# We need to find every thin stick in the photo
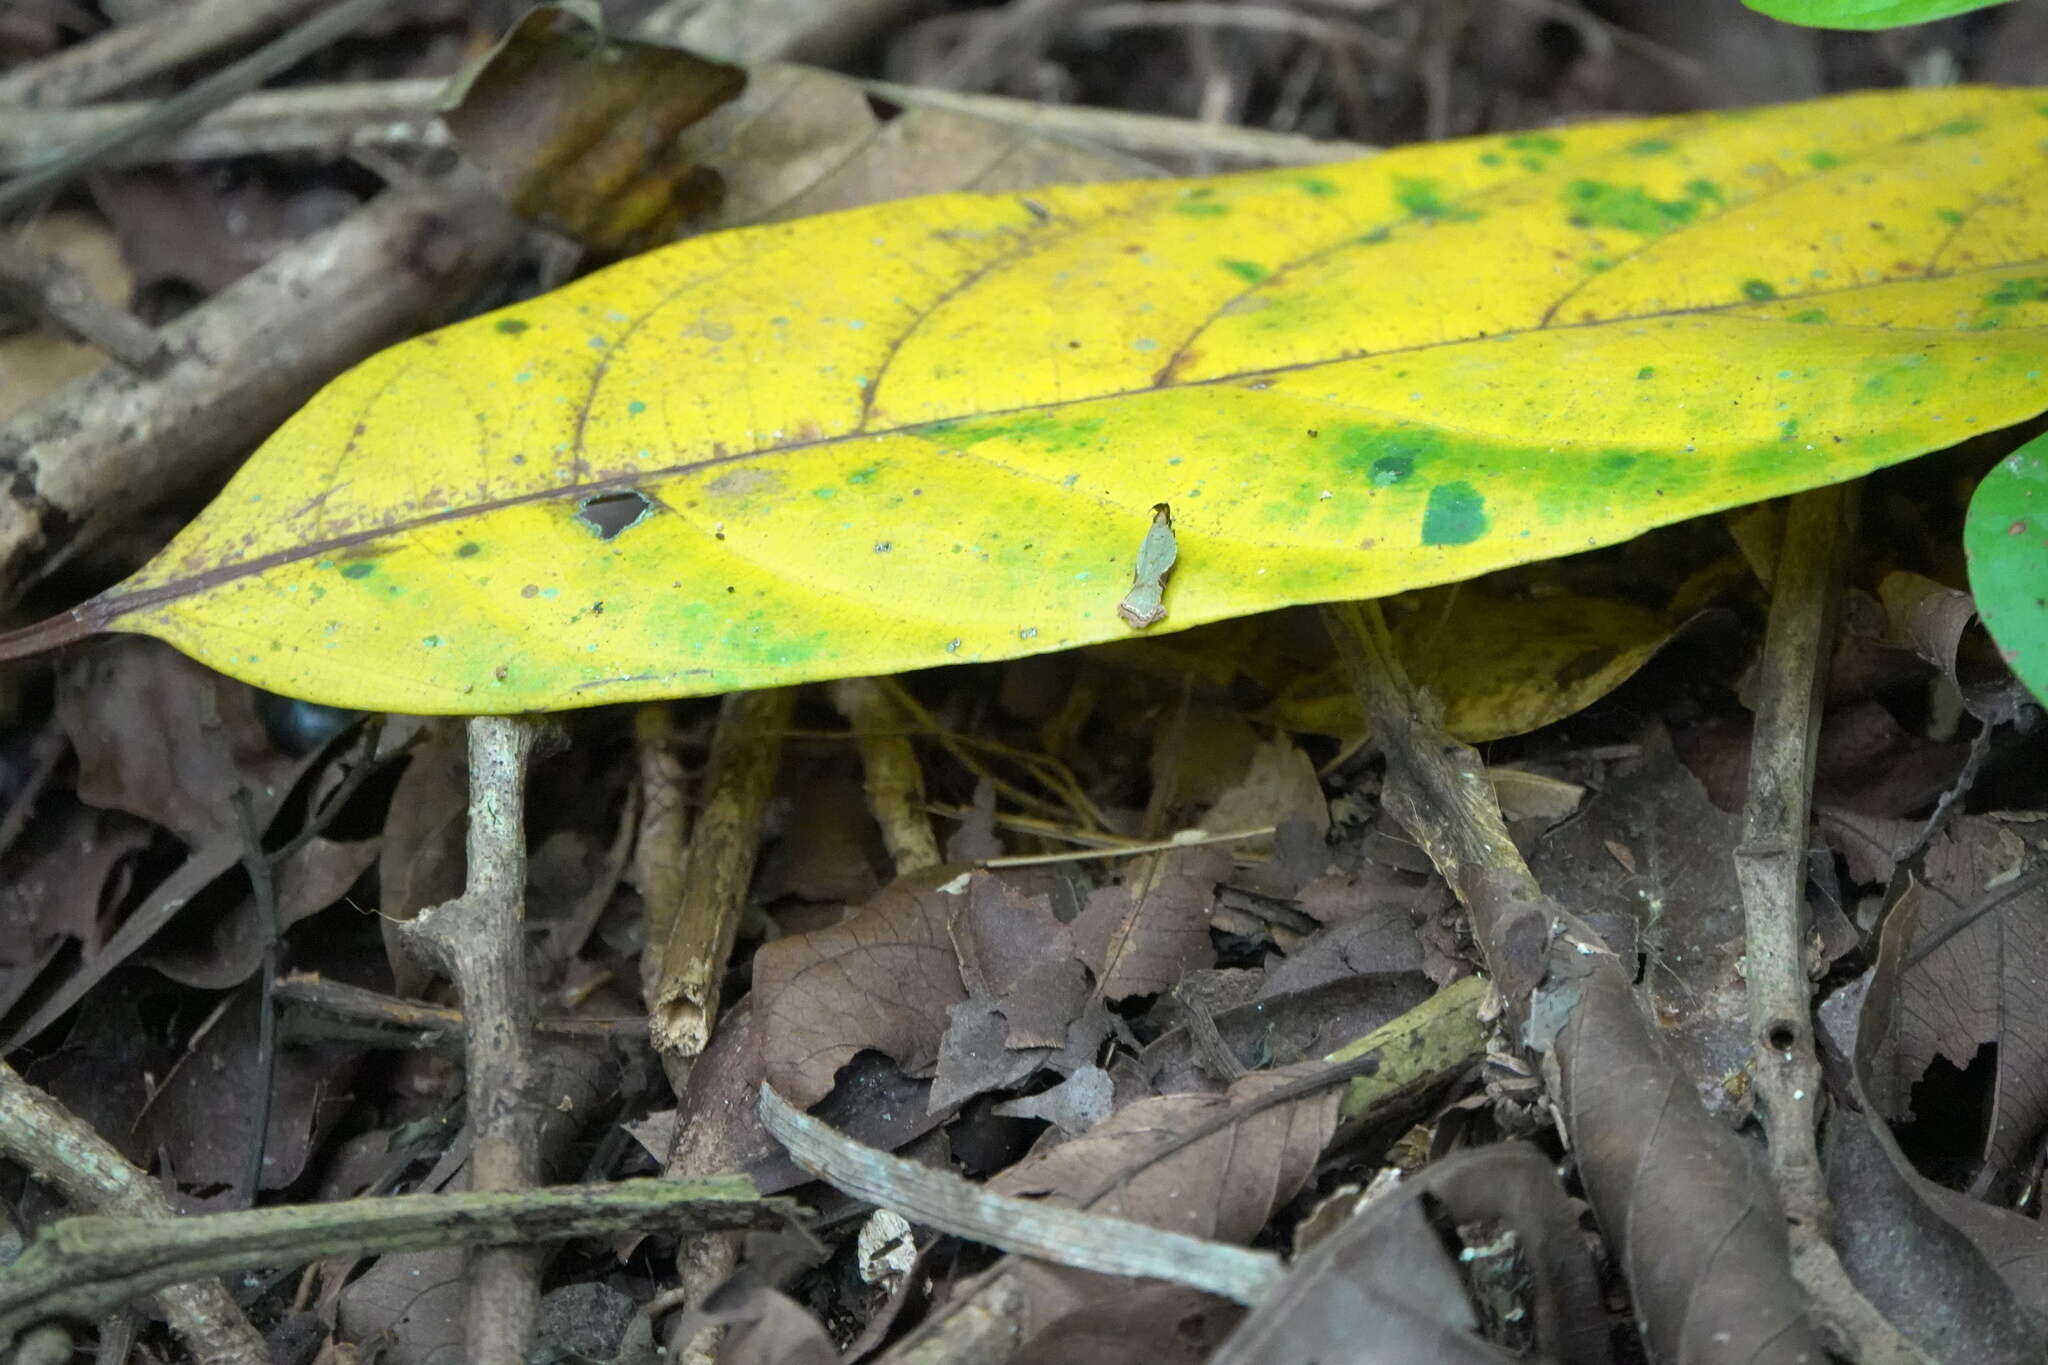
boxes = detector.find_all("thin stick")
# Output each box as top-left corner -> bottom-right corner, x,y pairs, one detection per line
650,688 -> 794,1058
0,1175 -> 781,1347
1735,484 -> 1926,1362
855,77 -> 1373,169
760,1085 -> 1281,1304
0,1060 -> 267,1364
397,715 -> 543,1364
831,677 -> 941,875
0,79 -> 447,174
980,825 -> 1274,868
0,0 -> 405,220
0,0 -> 325,106
0,235 -> 161,368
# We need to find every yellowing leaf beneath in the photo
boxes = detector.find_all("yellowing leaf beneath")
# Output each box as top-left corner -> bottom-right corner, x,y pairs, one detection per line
23,87 -> 2048,713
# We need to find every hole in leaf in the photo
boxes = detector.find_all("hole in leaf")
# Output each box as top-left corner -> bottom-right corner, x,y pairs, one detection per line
576,490 -> 654,540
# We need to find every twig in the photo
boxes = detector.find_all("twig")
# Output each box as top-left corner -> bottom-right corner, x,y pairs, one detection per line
0,0 -> 406,220
981,825 -> 1274,868
1319,598 -> 1833,1364
856,77 -> 1374,169
633,702 -> 691,1000
0,79 -> 447,175
0,235 -> 161,368
0,162 -> 521,613
396,715 -> 542,1364
759,1085 -> 1282,1304
0,1060 -> 267,1365
1735,484 -> 1928,1364
649,688 -> 794,1059
931,0 -> 1097,92
0,1175 -> 783,1347
274,973 -> 647,1049
0,0 -> 326,107
1075,3 -> 1403,63
830,677 -> 941,875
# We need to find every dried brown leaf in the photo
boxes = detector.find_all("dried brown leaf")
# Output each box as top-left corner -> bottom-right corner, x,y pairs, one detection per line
1886,816 -> 2048,1173
753,867 -> 966,1107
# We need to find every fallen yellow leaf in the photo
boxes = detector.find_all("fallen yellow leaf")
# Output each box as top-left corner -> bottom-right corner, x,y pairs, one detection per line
9,87 -> 2045,712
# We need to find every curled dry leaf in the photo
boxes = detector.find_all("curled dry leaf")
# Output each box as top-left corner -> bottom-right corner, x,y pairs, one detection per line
753,867 -> 966,1107
1874,815 -> 2048,1177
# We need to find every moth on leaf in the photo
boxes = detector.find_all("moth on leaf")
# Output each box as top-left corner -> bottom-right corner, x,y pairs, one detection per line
1118,503 -> 1177,629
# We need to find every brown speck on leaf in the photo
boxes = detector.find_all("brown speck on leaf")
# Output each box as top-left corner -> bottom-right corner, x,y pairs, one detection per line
521,584 -> 539,598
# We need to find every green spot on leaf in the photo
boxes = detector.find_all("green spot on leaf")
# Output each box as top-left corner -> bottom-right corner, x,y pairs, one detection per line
1936,208 -> 1965,226
1221,259 -> 1269,284
1984,277 -> 2048,307
1175,200 -> 1229,217
1806,150 -> 1840,171
1395,177 -> 1478,223
340,562 -> 374,580
456,542 -> 481,558
1637,366 -> 1656,380
1789,308 -> 1829,323
1561,180 -> 1702,235
1421,482 -> 1487,547
1742,279 -> 1779,300
1506,133 -> 1563,155
1296,177 -> 1338,197
1933,117 -> 1983,137
1371,455 -> 1415,486
1628,138 -> 1675,156
495,318 -> 530,334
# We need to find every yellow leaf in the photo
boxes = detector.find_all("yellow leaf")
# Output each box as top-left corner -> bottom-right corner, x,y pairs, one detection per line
1265,586 -> 1690,743
16,87 -> 2048,713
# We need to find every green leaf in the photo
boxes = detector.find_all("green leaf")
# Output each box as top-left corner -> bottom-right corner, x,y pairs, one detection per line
1743,0 -> 2014,29
6,87 -> 2048,714
1965,431 -> 2048,707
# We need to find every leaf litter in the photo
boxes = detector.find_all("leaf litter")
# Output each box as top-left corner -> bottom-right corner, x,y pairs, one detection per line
7,5 -> 2048,1365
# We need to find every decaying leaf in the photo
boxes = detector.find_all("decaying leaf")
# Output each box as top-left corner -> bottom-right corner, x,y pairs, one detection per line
1210,1144 -> 1612,1365
1877,815 -> 2048,1175
752,867 -> 967,1106
13,89 -> 2047,713
440,4 -> 745,255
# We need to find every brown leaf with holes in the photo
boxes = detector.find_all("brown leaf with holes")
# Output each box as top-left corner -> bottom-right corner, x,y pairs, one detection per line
753,866 -> 967,1107
1883,815 -> 2048,1175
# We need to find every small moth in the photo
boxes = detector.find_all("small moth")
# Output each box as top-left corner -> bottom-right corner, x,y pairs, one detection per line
1117,502 -> 1177,629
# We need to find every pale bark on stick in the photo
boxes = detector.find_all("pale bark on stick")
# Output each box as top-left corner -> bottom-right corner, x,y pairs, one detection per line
0,79 -> 446,174
1736,484 -> 1927,1364
830,676 -> 941,876
650,688 -> 793,1059
0,1176 -> 780,1347
396,715 -> 543,1365
1320,600 -> 1830,1365
0,167 -> 520,611
0,0 -> 327,106
0,1060 -> 266,1365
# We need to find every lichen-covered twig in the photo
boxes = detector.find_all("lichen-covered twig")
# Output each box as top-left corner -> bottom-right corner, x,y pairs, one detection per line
1735,484 -> 1927,1364
397,715 -> 543,1363
1319,599 -> 1830,1365
0,1175 -> 780,1347
0,1060 -> 266,1365
649,688 -> 794,1059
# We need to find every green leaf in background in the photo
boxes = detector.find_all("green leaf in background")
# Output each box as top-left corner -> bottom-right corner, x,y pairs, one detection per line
1965,431 -> 2048,706
1744,0 -> 2014,29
